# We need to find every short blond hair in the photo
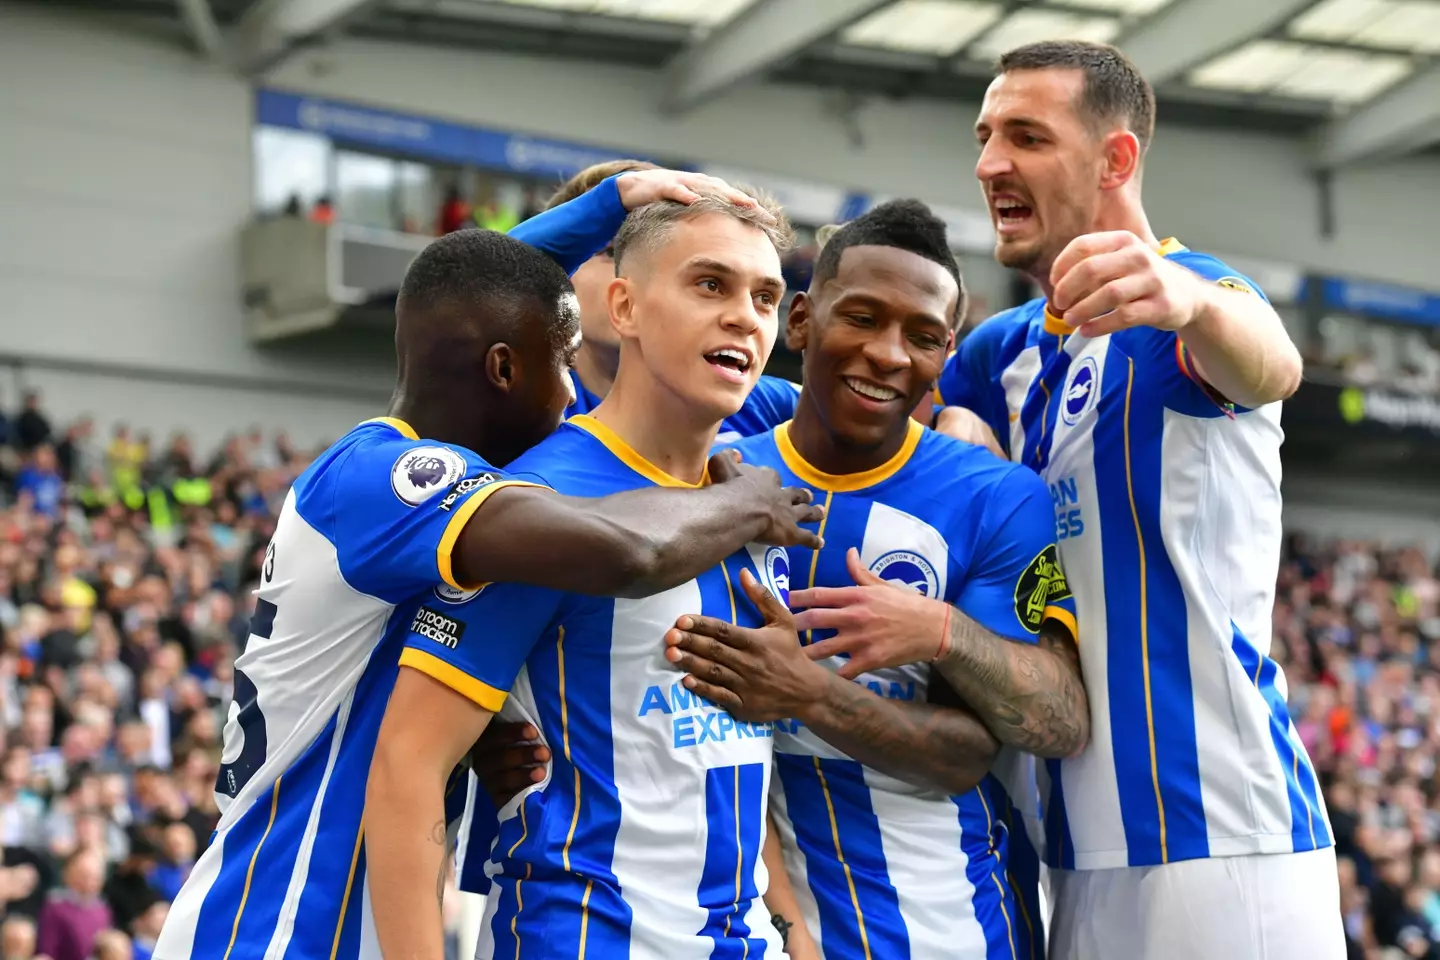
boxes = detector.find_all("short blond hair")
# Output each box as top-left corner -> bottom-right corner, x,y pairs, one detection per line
613,189 -> 795,271
546,159 -> 660,211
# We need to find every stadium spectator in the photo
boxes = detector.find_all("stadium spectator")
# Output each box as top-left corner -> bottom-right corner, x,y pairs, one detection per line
1,916 -> 36,960
14,449 -> 61,520
438,186 -> 470,235
14,395 -> 50,455
36,848 -> 110,960
309,196 -> 335,225
55,419 -> 96,486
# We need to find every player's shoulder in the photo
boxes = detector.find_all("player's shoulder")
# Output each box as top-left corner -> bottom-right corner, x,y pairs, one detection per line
978,300 -> 1043,336
299,418 -> 497,511
1163,242 -> 1268,300
505,422 -> 592,490
914,428 -> 1036,491
752,375 -> 802,401
510,417 -> 638,494
724,427 -> 784,468
910,431 -> 1048,531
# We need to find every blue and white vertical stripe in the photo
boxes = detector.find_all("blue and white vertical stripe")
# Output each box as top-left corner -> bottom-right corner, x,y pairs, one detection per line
770,755 -> 1020,960
1009,308 -> 1331,871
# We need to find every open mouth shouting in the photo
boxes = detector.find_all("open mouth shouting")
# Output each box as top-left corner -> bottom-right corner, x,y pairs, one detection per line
992,195 -> 1034,235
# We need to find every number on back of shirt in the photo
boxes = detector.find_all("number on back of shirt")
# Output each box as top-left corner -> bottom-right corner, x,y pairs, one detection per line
216,540 -> 277,799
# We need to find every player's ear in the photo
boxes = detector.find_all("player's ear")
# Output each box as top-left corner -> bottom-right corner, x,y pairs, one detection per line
1100,129 -> 1141,190
485,343 -> 516,393
606,276 -> 639,338
785,292 -> 812,353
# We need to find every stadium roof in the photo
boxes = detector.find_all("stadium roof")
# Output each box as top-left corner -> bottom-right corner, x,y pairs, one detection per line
44,0 -> 1440,166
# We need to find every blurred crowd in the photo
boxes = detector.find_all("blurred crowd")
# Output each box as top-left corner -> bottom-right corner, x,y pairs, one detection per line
1276,535 -> 1440,960
0,390 -> 312,960
0,389 -> 1435,960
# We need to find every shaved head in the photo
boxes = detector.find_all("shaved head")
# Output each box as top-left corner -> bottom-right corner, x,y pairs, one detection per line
393,227 -> 580,464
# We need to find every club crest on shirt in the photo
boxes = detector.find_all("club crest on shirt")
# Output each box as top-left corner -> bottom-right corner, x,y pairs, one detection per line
1061,356 -> 1100,427
1014,544 -> 1072,633
1216,276 -> 1257,296
870,550 -> 939,598
391,446 -> 466,506
763,546 -> 790,605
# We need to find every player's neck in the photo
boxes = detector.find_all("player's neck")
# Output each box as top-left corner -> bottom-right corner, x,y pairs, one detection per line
388,385 -> 488,453
1032,200 -> 1158,302
572,342 -> 619,399
592,360 -> 718,486
788,391 -> 910,477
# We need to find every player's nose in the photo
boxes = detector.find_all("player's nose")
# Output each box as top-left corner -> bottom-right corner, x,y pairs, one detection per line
862,324 -> 910,372
719,296 -> 762,335
974,140 -> 1012,182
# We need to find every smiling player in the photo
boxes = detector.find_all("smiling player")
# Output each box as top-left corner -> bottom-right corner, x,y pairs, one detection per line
364,184 -> 807,959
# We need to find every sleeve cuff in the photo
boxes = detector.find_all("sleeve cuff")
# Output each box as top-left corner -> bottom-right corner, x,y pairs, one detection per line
399,648 -> 508,712
597,174 -> 627,224
1043,605 -> 1079,645
436,480 -> 546,590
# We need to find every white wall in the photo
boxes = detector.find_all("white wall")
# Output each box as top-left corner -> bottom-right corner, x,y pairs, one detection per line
1283,470 -> 1440,558
267,36 -> 1440,290
5,2 -> 1440,451
0,4 -> 389,451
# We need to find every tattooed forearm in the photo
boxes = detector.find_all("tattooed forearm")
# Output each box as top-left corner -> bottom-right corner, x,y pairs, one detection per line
771,914 -> 792,946
801,671 -> 1000,795
932,615 -> 1089,758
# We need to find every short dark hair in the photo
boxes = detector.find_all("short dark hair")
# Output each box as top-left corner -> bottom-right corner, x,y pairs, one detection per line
812,199 -> 966,329
546,159 -> 660,211
998,40 -> 1156,155
397,228 -> 575,349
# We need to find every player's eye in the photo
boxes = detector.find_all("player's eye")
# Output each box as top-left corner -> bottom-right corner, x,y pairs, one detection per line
1016,132 -> 1042,147
698,278 -> 722,294
846,313 -> 875,326
755,291 -> 776,308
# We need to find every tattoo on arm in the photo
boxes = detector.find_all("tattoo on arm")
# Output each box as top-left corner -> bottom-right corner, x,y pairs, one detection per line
771,913 -> 792,946
933,616 -> 1089,759
803,672 -> 1000,796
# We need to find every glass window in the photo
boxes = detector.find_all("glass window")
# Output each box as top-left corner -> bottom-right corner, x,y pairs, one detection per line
396,161 -> 437,235
253,125 -> 330,215
335,151 -> 398,230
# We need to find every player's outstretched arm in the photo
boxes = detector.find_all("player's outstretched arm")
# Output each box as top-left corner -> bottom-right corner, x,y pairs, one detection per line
794,548 -> 1090,760
453,454 -> 824,599
366,669 -> 495,960
665,570 -> 1000,796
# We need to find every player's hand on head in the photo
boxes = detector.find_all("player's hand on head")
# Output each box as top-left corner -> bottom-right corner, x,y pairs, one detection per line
933,406 -> 1005,459
708,452 -> 826,551
468,720 -> 550,809
664,568 -> 827,724
615,169 -> 771,220
791,548 -> 952,679
1049,230 -> 1202,338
